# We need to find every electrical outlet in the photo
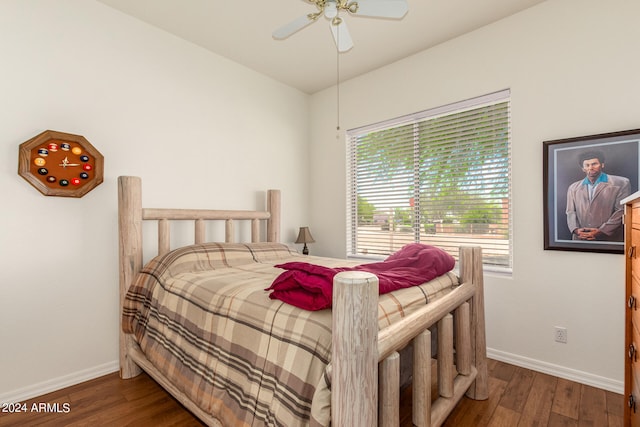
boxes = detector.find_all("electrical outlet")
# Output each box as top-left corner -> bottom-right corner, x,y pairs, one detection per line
555,326 -> 567,343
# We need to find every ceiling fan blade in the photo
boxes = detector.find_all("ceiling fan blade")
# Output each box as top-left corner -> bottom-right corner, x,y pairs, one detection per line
354,0 -> 408,19
273,14 -> 317,40
330,19 -> 353,52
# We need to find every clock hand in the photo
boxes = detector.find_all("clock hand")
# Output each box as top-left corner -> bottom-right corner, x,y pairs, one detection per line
59,156 -> 81,167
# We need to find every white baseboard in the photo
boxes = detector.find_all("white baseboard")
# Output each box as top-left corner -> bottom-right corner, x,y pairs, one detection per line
0,360 -> 119,404
0,352 -> 623,405
488,348 -> 624,394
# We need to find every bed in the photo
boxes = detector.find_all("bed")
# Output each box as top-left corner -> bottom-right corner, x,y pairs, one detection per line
118,175 -> 488,427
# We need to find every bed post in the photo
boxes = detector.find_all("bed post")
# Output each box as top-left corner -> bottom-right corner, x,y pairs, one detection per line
267,189 -> 281,243
332,271 -> 379,427
118,176 -> 143,379
459,246 -> 488,400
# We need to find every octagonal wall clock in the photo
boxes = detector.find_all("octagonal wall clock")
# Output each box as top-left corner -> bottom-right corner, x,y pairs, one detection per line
18,130 -> 104,198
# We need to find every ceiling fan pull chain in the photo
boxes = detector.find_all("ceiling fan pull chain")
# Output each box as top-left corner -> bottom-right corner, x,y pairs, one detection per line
336,22 -> 341,134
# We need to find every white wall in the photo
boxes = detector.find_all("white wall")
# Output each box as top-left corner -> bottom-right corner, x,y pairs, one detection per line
2,0 -> 633,403
0,0 -> 309,401
309,0 -> 639,392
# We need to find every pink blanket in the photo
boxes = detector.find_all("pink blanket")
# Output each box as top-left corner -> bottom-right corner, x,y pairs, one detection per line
266,243 -> 455,310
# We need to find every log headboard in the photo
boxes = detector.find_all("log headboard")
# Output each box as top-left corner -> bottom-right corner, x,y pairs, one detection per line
117,175 -> 281,378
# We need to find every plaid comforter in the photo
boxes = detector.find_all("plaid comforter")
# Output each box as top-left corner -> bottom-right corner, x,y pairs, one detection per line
122,242 -> 458,426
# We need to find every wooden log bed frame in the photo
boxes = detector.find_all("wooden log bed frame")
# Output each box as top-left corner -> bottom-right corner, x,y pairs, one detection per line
118,176 -> 488,427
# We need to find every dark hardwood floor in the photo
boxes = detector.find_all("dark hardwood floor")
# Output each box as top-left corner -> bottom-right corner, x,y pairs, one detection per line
0,359 -> 623,427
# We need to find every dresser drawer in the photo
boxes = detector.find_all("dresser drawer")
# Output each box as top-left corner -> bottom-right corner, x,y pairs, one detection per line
632,205 -> 640,227
631,228 -> 640,273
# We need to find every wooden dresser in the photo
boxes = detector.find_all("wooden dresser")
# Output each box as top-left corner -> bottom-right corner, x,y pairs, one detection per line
624,191 -> 640,426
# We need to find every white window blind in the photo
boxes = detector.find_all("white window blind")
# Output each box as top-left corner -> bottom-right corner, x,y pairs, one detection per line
347,90 -> 512,270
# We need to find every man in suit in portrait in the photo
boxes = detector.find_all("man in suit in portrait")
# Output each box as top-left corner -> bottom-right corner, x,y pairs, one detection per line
566,149 -> 631,241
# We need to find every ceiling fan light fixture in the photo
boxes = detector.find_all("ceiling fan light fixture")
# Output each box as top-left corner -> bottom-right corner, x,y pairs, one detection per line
324,1 -> 338,19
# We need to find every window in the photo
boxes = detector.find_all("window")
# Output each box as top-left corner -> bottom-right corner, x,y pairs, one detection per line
346,90 -> 512,271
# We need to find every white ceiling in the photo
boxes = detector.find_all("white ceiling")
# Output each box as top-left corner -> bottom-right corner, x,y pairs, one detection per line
97,0 -> 545,94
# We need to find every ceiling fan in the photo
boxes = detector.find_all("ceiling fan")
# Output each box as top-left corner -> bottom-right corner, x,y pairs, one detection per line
273,0 -> 409,52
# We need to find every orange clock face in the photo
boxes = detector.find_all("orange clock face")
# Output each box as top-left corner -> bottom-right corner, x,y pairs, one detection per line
18,130 -> 104,198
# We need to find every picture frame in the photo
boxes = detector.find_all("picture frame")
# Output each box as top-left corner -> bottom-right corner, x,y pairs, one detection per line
543,128 -> 640,253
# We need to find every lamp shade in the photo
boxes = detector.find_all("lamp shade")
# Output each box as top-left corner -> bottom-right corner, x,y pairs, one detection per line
295,227 -> 315,244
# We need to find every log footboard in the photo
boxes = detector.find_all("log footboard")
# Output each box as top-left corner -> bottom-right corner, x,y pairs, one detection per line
332,246 -> 487,427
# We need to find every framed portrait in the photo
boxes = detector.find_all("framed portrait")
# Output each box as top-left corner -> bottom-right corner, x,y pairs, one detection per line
543,128 -> 640,253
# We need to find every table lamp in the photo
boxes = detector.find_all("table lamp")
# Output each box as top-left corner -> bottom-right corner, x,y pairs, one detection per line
295,226 -> 315,255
